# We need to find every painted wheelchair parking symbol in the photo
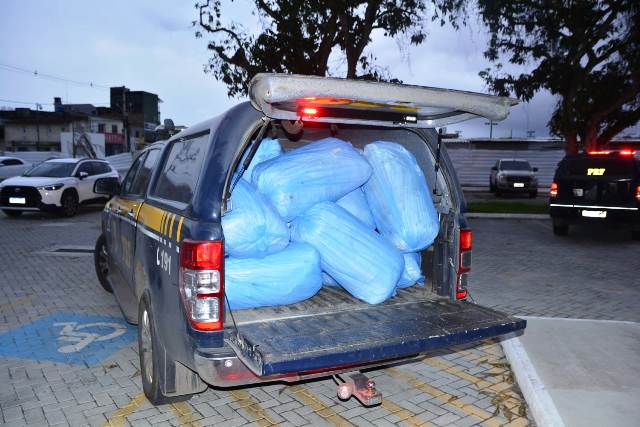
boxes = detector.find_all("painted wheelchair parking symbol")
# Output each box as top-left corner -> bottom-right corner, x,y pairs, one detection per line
0,312 -> 136,365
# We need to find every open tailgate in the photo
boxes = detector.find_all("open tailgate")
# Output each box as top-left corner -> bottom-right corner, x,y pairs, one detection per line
226,299 -> 525,377
249,73 -> 518,128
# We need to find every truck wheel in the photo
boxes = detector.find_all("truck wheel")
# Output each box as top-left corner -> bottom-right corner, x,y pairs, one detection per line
489,181 -> 495,193
138,294 -> 190,405
552,221 -> 569,236
60,191 -> 79,217
2,209 -> 22,217
94,234 -> 113,293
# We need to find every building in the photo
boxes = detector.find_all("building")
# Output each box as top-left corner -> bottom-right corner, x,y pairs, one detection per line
110,87 -> 160,143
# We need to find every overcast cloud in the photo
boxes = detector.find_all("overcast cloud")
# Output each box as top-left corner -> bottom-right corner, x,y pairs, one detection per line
1,1 -> 637,139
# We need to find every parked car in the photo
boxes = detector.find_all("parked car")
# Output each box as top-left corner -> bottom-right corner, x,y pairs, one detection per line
0,156 -> 32,182
0,158 -> 119,217
549,149 -> 640,239
93,74 -> 525,405
490,159 -> 539,197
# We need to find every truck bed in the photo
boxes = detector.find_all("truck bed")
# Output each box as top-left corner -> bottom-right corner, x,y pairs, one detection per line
230,284 -> 437,325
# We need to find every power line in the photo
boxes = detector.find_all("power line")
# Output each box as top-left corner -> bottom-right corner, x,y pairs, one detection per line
0,62 -> 112,90
0,98 -> 110,107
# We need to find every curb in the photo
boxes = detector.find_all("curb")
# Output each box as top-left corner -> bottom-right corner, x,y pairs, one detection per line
465,213 -> 549,219
501,334 -> 565,427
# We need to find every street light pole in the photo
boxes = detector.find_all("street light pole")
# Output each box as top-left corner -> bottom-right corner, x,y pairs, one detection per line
484,120 -> 498,140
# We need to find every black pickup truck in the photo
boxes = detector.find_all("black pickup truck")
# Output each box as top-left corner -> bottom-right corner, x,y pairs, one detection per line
93,74 -> 526,406
549,149 -> 640,239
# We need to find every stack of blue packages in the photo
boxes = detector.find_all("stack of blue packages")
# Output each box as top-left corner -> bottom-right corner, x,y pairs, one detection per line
252,138 -> 372,220
336,187 -> 376,229
363,141 -> 439,252
291,202 -> 404,304
397,253 -> 425,288
225,243 -> 323,309
239,138 -> 282,181
222,180 -> 289,258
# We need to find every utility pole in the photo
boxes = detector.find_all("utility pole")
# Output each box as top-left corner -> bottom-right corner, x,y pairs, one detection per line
121,86 -> 132,153
35,103 -> 42,151
484,120 -> 498,140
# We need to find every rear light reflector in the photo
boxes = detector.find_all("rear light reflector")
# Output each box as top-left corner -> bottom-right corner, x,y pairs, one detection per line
456,229 -> 472,299
550,182 -> 558,197
179,240 -> 224,331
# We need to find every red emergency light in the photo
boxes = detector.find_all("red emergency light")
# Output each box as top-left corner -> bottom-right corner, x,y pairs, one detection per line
619,150 -> 636,156
588,150 -> 611,155
301,107 -> 318,117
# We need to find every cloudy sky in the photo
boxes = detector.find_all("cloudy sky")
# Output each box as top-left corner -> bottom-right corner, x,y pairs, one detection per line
1,1 -> 635,139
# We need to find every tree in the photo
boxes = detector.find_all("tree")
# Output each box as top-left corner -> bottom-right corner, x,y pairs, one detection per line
194,0 -> 461,97
476,0 -> 639,153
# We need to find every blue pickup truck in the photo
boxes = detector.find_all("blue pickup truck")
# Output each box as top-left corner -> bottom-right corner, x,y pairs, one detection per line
93,74 -> 525,405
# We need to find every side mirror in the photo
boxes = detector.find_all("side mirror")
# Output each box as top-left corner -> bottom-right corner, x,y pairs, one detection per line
78,171 -> 89,180
491,166 -> 498,171
533,167 -> 539,172
94,177 -> 121,196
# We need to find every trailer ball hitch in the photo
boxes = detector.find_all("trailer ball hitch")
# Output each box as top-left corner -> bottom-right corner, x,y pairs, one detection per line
335,372 -> 382,406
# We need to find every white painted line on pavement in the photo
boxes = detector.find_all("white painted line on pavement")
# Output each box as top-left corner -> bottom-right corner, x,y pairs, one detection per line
501,333 -> 565,427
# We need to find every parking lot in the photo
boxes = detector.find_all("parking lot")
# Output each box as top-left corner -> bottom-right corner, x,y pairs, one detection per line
1,209 -> 637,427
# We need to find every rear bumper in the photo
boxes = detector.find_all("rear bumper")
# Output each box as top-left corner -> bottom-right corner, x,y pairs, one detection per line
550,203 -> 640,224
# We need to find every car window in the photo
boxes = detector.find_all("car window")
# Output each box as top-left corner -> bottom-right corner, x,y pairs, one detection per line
24,162 -> 75,177
76,162 -> 94,176
92,162 -> 112,175
121,153 -> 147,196
2,159 -> 23,166
129,149 -> 160,196
151,134 -> 209,204
500,161 -> 530,171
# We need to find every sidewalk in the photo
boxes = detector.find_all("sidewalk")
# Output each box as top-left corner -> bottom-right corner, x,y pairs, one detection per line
502,317 -> 640,427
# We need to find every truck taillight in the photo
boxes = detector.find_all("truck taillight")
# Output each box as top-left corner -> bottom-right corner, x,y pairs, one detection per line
457,229 -> 472,300
550,182 -> 558,198
636,185 -> 640,201
179,240 -> 224,331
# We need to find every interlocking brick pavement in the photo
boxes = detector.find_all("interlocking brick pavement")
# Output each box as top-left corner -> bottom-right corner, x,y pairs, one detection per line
470,218 -> 640,322
0,210 -> 532,426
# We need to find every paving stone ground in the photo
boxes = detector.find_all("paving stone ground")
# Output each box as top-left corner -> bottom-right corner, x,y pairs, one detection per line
0,209 -> 538,426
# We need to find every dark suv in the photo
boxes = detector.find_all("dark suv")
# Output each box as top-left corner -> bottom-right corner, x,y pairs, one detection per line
93,74 -> 525,406
549,150 -> 640,239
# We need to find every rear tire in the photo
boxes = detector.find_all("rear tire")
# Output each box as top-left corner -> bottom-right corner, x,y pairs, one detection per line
138,294 -> 190,405
552,221 -> 569,236
94,234 -> 113,293
60,190 -> 79,217
489,180 -> 495,193
2,209 -> 22,217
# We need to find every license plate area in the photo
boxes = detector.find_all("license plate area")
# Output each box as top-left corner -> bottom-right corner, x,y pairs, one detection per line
9,197 -> 26,205
582,210 -> 607,218
513,182 -> 524,188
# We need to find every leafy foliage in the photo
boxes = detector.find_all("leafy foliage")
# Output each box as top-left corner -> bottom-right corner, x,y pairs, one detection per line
477,0 -> 640,152
194,0 -> 461,97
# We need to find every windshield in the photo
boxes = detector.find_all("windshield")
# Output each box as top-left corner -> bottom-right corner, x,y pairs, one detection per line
24,162 -> 75,178
501,161 -> 530,171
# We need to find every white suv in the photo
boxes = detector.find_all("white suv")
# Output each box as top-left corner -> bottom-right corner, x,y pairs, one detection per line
0,158 -> 119,217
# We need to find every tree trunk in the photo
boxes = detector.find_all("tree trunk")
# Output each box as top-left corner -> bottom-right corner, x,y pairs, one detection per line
564,131 -> 578,155
582,125 -> 599,152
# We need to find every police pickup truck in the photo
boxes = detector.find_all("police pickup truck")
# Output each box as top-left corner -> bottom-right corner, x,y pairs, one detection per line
94,74 -> 526,405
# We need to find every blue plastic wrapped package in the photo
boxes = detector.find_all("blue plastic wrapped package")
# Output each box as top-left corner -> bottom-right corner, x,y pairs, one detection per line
239,138 -> 282,181
252,138 -> 372,220
222,180 -> 289,258
291,202 -> 404,304
397,253 -> 425,288
225,243 -> 322,309
336,187 -> 376,229
322,272 -> 340,287
363,141 -> 439,252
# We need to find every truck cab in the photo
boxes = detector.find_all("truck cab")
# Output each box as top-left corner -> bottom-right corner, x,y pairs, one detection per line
94,74 -> 525,405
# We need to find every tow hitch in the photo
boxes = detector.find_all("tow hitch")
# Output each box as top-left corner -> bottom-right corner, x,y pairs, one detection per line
335,372 -> 382,406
